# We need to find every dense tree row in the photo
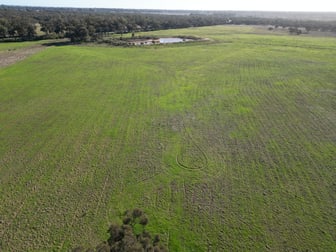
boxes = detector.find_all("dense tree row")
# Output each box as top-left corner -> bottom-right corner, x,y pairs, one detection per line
0,15 -> 36,39
0,6 -> 232,42
0,5 -> 336,42
229,16 -> 336,33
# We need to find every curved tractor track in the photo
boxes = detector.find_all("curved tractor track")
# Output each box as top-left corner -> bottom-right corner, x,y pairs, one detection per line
176,122 -> 208,170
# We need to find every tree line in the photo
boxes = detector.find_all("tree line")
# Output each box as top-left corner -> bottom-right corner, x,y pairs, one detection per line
1,5 -> 336,42
0,6 -> 231,42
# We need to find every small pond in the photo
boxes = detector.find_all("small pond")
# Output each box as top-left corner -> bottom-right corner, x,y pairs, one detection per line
129,37 -> 192,46
159,37 -> 190,44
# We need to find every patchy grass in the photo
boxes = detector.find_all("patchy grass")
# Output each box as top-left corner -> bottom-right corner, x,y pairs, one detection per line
0,40 -> 46,52
0,25 -> 335,251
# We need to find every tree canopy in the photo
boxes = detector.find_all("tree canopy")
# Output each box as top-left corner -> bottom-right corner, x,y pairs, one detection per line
73,209 -> 168,252
1,6 -> 336,42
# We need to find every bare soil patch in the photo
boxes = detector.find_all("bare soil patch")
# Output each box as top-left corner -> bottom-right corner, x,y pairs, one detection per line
0,45 -> 45,68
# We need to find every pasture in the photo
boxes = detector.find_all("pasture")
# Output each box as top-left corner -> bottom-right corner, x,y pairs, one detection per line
0,25 -> 335,251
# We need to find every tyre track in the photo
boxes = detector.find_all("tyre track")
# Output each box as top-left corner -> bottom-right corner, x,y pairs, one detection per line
176,121 -> 208,170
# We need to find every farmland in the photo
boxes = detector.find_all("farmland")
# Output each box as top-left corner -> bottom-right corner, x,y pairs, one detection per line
0,25 -> 335,251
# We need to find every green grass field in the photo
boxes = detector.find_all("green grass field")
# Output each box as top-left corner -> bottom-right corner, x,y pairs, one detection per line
0,25 -> 335,251
0,40 -> 46,52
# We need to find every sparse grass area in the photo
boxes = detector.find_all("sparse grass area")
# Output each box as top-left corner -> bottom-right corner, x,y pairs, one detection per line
0,25 -> 335,251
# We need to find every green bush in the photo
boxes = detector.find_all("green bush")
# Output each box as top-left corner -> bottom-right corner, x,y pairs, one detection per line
73,209 -> 168,252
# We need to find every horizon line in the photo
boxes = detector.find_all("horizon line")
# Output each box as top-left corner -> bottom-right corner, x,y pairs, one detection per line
1,4 -> 336,13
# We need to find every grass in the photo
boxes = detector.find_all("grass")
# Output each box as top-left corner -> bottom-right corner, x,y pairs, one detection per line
0,39 -> 66,52
0,25 -> 335,251
0,40 -> 46,51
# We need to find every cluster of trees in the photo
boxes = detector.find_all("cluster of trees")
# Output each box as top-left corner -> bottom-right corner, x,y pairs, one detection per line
73,209 -> 168,252
0,6 -> 232,42
229,16 -> 336,33
1,5 -> 336,42
0,16 -> 36,40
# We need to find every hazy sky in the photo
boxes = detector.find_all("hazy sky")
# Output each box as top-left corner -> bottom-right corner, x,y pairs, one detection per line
1,0 -> 336,12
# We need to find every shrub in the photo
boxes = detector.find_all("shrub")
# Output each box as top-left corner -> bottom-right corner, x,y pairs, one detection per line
73,209 -> 168,252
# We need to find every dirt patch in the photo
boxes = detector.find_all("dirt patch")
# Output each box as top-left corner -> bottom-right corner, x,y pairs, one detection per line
0,45 -> 45,68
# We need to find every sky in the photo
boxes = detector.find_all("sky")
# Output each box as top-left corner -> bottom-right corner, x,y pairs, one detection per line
1,0 -> 336,12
